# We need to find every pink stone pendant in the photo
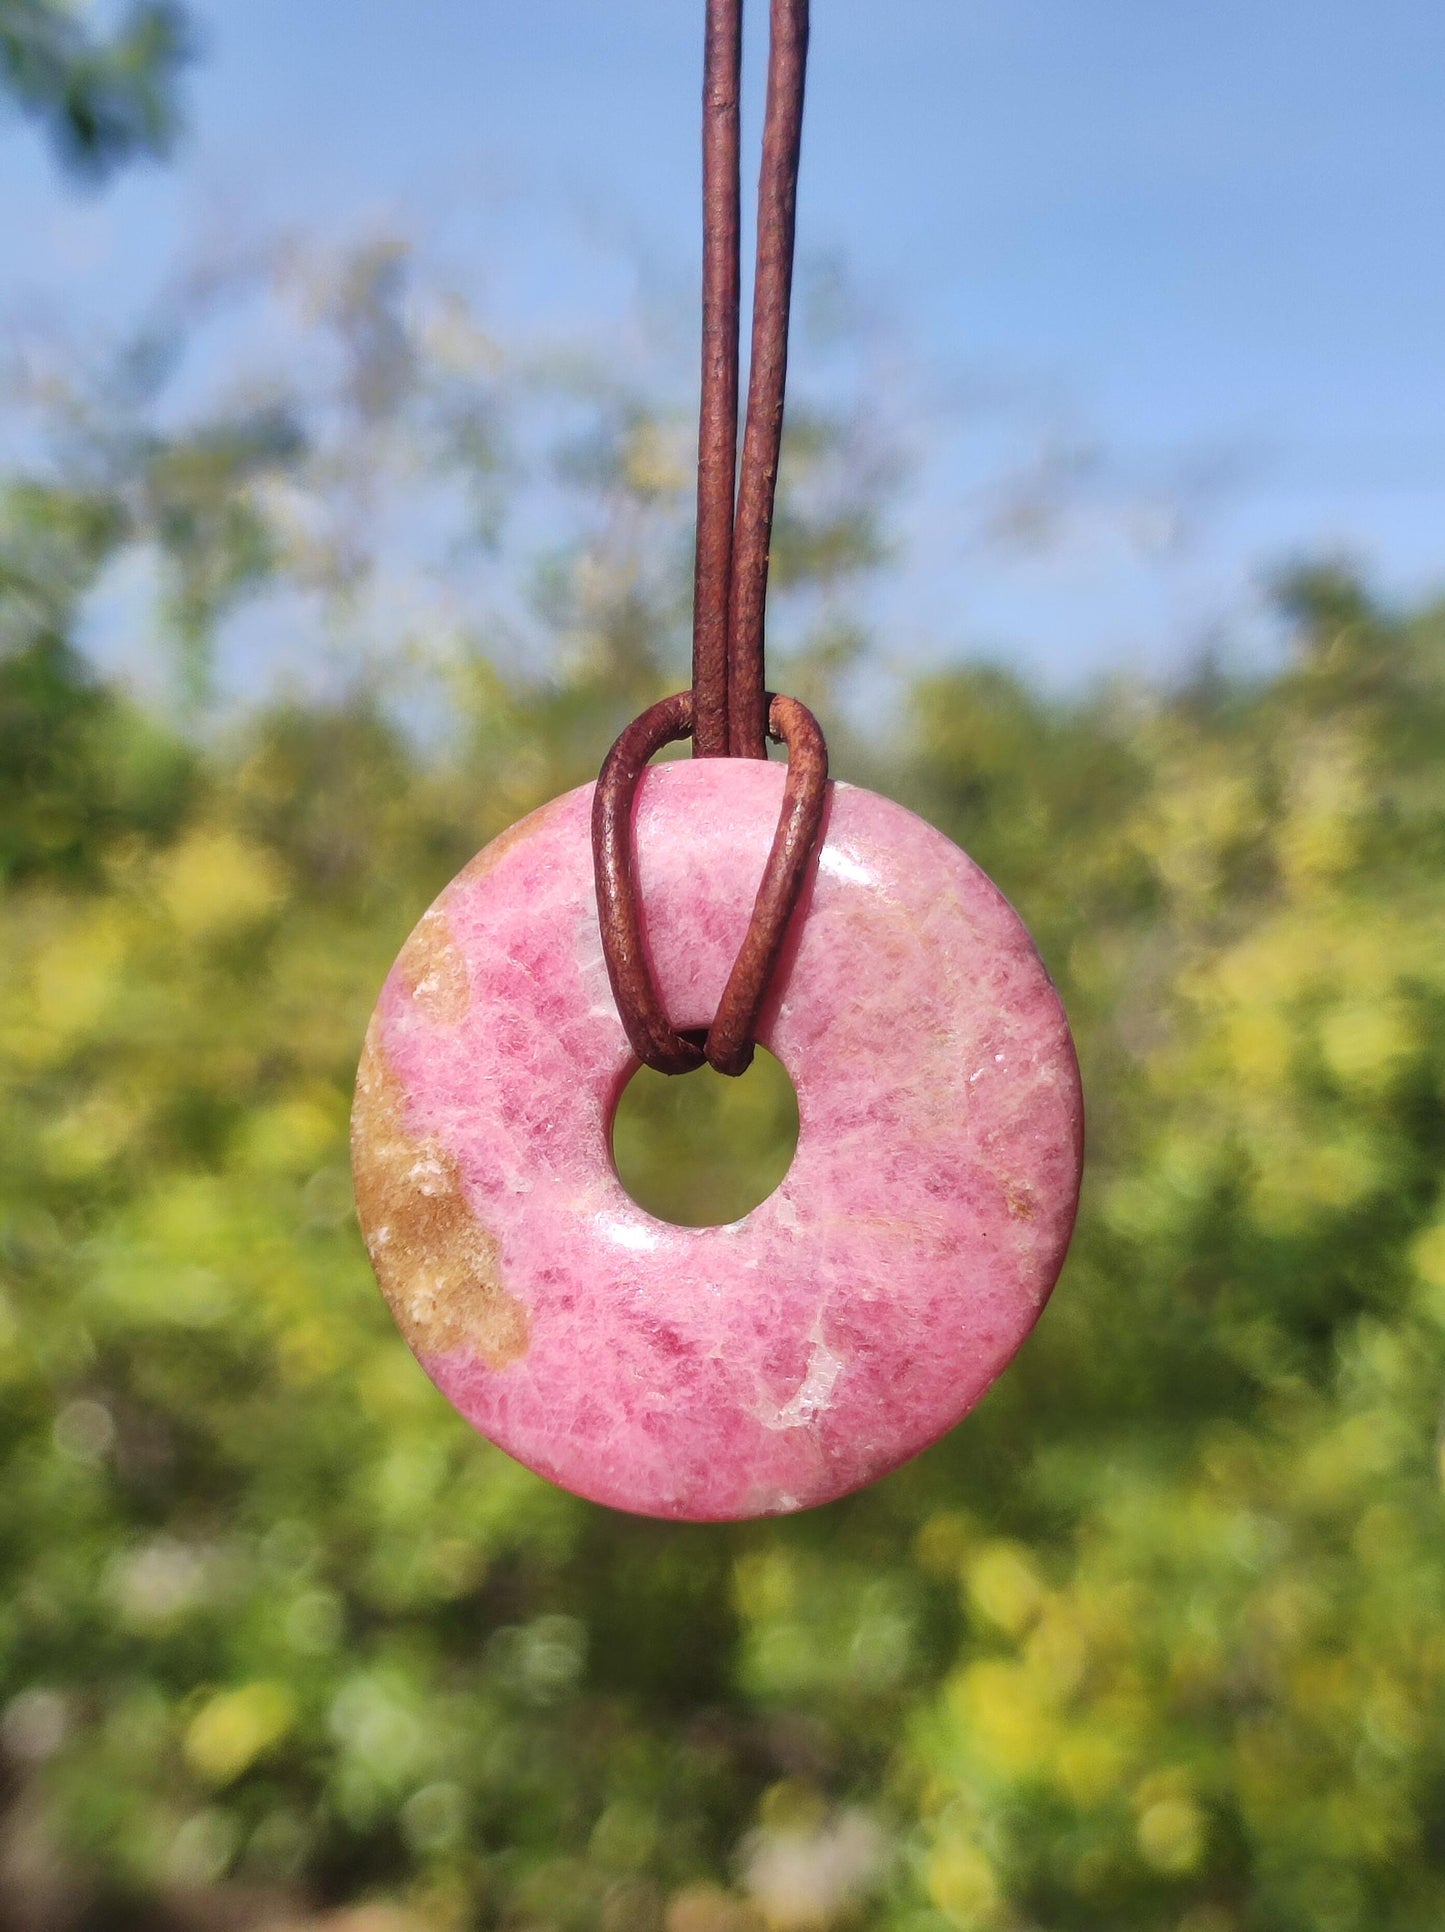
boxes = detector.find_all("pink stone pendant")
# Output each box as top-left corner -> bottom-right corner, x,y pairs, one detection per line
352,761 -> 1083,1521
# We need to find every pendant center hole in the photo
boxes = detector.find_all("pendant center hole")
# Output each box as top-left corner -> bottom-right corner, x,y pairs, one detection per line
611,1046 -> 799,1228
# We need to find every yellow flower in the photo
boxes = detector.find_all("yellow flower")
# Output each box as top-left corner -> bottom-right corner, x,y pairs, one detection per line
185,1682 -> 295,1786
235,1091 -> 343,1174
156,827 -> 286,938
733,1550 -> 796,1621
1275,728 -> 1365,889
1056,1729 -> 1128,1807
949,1660 -> 1055,1779
927,1841 -> 1001,1927
1319,998 -> 1412,1092
23,906 -> 128,1055
965,1543 -> 1044,1637
622,420 -> 690,498
1136,1795 -> 1206,1875
914,1510 -> 974,1578
1411,1223 -> 1445,1328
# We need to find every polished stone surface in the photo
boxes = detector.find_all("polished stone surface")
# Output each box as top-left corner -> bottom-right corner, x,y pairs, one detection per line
353,761 -> 1083,1520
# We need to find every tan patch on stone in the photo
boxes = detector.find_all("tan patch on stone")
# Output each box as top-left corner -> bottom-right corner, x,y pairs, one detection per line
1006,1180 -> 1038,1220
351,1022 -> 528,1368
395,906 -> 469,1024
397,799 -> 565,1024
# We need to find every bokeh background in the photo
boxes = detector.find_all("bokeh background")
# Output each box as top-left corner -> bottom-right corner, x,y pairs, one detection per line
4,5 -> 1445,1930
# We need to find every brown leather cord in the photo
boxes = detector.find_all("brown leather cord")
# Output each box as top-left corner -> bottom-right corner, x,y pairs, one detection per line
704,693 -> 827,1074
691,0 -> 742,759
594,0 -> 826,1078
727,0 -> 808,760
593,693 -> 704,1077
592,690 -> 828,1077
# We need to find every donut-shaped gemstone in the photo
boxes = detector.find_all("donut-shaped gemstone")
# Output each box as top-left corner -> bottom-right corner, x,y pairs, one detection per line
352,760 -> 1082,1520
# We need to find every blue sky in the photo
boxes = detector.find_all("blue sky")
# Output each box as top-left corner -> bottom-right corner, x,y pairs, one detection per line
5,0 -> 1445,687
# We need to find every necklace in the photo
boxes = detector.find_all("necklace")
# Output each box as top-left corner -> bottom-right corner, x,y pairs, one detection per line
352,0 -> 1083,1520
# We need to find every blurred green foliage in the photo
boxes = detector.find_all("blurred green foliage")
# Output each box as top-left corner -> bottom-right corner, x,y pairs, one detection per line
0,0 -> 192,178
612,1053 -> 799,1230
1,233 -> 1444,1932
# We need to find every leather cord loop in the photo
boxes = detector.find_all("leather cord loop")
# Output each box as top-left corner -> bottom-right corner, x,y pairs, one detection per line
592,691 -> 828,1077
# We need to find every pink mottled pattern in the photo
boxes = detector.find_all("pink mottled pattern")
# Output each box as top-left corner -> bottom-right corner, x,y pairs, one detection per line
368,762 -> 1083,1520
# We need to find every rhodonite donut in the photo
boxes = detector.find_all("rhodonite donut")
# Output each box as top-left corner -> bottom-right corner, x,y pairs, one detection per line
351,759 -> 1083,1521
